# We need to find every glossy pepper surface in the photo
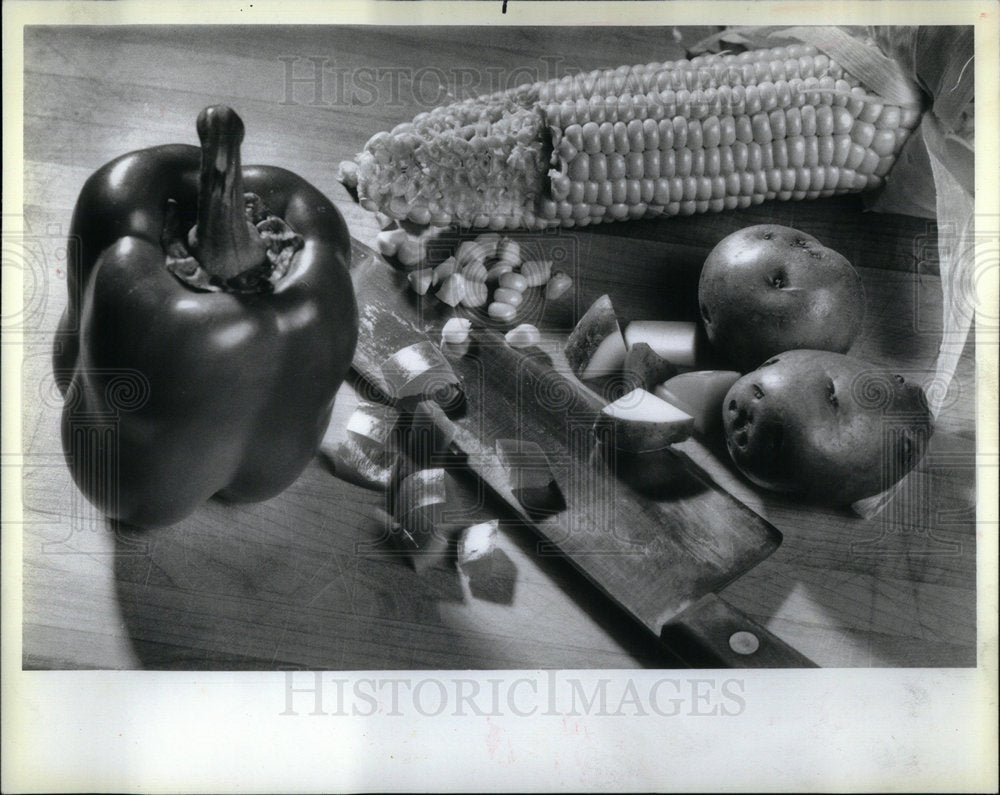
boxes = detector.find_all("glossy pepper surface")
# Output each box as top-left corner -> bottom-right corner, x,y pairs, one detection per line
53,106 -> 358,526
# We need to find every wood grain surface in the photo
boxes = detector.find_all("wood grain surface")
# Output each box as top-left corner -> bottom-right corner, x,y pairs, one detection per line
18,25 -> 977,668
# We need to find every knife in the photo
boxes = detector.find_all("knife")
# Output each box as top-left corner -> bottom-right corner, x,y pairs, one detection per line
349,238 -> 816,667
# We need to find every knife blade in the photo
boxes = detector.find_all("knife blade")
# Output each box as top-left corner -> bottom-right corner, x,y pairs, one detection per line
348,237 -> 815,667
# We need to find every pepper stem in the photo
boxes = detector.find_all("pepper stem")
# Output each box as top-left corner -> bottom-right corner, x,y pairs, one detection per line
187,105 -> 267,280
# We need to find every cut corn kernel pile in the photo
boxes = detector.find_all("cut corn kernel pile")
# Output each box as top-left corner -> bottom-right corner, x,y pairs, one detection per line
403,232 -> 573,326
355,43 -> 921,231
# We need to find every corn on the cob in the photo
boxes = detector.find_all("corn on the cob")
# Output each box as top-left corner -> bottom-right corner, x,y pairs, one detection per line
354,43 -> 921,230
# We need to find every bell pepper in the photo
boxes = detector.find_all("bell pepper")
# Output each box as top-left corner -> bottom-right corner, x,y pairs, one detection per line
53,106 -> 358,526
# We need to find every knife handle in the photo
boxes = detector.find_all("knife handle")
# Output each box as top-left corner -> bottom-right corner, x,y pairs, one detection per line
661,593 -> 818,668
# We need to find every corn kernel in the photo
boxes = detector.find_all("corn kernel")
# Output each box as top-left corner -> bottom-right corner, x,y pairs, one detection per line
461,260 -> 488,283
498,271 -> 528,292
851,121 -> 876,148
661,149 -> 676,177
876,105 -> 902,130
769,109 -> 787,140
671,116 -> 687,148
627,119 -> 645,151
521,259 -> 553,287
622,151 -> 641,178
568,155 -> 590,182
397,236 -> 426,267
599,122 -> 615,153
800,105 -> 817,137
643,149 -> 661,178
408,268 -> 434,296
486,261 -> 514,284
675,147 -> 693,177
505,323 -> 541,348
815,105 -> 834,136
805,137 -> 819,167
608,152 -> 627,180
705,147 -> 721,176
590,153 -> 608,182
488,301 -> 517,322
441,317 -> 472,345
844,142 -> 866,171
437,273 -> 467,307
455,240 -> 486,269
871,128 -> 898,157
818,136 -> 834,165
461,280 -> 489,308
495,238 -> 520,266
376,228 -> 408,258
772,141 -> 789,169
542,271 -> 571,300
642,117 -> 660,149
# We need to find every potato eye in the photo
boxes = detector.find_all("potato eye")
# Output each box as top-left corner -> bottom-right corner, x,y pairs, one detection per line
770,271 -> 787,288
893,374 -> 905,384
762,231 -> 772,240
826,379 -> 839,408
752,384 -> 764,400
761,358 -> 780,367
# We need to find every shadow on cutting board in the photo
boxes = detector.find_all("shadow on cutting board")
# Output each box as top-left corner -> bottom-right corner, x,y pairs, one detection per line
111,459 -> 681,669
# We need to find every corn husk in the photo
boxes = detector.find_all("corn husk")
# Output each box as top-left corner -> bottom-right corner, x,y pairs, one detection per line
694,26 -> 977,518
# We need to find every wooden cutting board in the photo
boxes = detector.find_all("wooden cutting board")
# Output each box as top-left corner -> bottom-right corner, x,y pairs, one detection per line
350,238 -> 816,667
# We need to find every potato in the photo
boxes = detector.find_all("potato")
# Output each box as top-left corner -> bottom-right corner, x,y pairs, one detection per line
698,225 -> 865,372
564,294 -> 627,380
722,350 -> 933,504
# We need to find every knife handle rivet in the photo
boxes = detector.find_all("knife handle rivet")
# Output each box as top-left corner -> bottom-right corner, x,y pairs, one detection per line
729,631 -> 760,655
